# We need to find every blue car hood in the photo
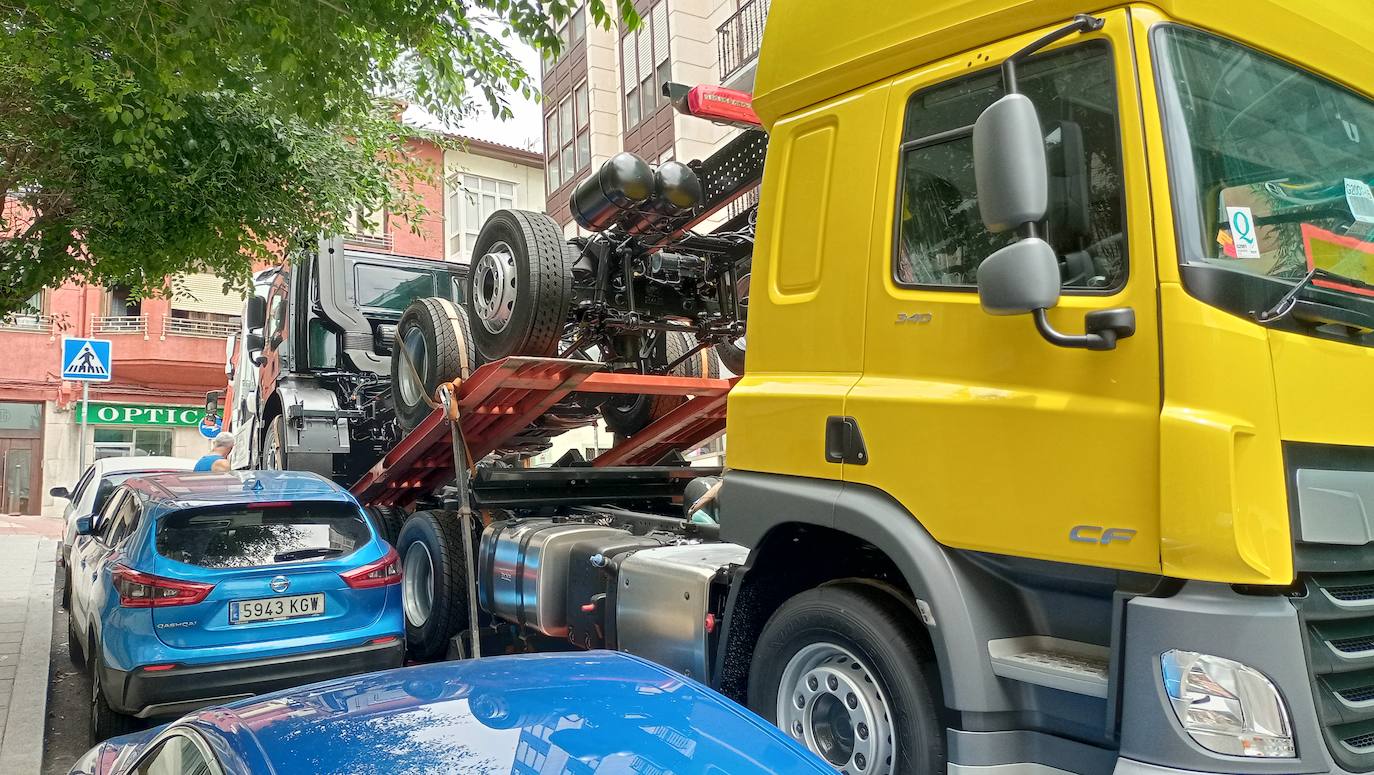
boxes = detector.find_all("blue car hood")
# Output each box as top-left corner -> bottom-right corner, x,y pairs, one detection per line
188,651 -> 833,774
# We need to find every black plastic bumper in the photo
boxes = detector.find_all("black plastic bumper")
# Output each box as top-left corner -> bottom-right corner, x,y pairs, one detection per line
104,639 -> 405,718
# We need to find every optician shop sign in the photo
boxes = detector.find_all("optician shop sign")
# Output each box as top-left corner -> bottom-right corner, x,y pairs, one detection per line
76,402 -> 206,426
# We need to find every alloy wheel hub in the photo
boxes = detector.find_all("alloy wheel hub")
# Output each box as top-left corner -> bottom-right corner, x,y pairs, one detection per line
777,642 -> 896,775
402,542 -> 434,627
473,243 -> 518,334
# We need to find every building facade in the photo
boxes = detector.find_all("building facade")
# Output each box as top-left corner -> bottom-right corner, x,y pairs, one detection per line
539,0 -> 771,234
2,132 -> 545,518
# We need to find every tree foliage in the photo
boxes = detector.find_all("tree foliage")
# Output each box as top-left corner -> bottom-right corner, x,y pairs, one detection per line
0,0 -> 631,315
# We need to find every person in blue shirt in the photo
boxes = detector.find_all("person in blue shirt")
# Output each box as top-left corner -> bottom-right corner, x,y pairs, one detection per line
194,432 -> 236,471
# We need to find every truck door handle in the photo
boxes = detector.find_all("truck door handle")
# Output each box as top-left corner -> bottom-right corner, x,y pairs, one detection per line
824,416 -> 868,465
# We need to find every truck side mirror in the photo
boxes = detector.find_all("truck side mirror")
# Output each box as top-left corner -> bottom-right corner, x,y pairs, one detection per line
246,331 -> 266,366
205,390 -> 222,418
971,86 -> 1134,351
246,295 -> 267,330
973,93 -> 1049,234
977,238 -> 1061,314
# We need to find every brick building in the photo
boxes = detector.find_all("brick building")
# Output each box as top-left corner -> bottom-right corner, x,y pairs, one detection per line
1,133 -> 544,518
539,0 -> 771,235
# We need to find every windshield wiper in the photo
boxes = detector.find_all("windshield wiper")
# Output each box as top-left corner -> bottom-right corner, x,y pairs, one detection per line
1252,267 -> 1373,323
274,547 -> 342,563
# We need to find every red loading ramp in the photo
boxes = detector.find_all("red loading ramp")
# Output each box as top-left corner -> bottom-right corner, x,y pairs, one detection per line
350,356 -> 732,509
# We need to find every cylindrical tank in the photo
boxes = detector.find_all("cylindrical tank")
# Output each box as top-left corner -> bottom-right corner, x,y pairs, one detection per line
570,152 -> 655,232
653,161 -> 704,213
626,161 -> 705,235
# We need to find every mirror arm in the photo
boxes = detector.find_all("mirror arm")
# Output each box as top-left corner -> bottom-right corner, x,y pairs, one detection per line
1001,14 -> 1105,94
1032,307 -> 1136,351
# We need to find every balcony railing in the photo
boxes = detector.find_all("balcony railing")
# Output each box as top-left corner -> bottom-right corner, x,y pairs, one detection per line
0,314 -> 54,334
162,316 -> 239,340
343,231 -> 394,250
90,314 -> 148,336
718,0 -> 770,83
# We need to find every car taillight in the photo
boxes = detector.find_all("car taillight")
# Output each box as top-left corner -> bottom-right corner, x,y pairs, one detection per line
340,546 -> 401,589
113,566 -> 214,608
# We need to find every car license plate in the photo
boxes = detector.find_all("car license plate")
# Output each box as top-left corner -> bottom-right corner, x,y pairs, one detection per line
229,593 -> 325,624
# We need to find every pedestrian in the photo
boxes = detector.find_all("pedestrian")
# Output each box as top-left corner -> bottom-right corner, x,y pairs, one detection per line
194,431 -> 235,472
210,458 -> 232,473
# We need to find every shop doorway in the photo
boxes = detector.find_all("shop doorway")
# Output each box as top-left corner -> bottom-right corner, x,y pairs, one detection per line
0,402 -> 43,516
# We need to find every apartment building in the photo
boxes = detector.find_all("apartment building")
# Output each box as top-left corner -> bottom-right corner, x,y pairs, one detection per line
540,0 -> 771,234
2,132 -> 544,518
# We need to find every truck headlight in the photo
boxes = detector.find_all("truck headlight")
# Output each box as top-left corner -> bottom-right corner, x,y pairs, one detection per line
1161,650 -> 1295,758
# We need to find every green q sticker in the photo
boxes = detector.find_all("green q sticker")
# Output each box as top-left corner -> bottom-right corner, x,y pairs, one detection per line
1226,206 -> 1261,258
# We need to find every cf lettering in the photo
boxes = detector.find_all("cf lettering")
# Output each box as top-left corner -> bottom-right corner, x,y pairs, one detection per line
1069,525 -> 1137,546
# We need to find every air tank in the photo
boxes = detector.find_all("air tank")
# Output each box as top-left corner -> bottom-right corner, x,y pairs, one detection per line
570,152 -> 655,232
626,161 -> 705,235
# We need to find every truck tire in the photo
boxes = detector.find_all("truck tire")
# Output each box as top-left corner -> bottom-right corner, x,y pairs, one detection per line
465,209 -> 575,361
365,506 -> 407,548
748,583 -> 946,775
392,298 -> 479,430
396,511 -> 469,660
716,262 -> 749,374
602,332 -> 703,437
262,414 -> 287,470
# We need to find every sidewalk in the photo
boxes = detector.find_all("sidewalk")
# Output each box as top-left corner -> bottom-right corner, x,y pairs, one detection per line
0,533 -> 57,774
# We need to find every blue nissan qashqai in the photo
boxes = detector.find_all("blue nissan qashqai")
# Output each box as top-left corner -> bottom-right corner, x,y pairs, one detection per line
66,470 -> 404,741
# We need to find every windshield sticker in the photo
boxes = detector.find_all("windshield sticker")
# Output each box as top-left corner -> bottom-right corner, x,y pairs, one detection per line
1345,179 -> 1374,225
1302,223 -> 1374,297
1226,207 -> 1262,259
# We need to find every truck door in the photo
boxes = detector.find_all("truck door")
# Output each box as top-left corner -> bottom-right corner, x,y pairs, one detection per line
725,81 -> 889,481
845,11 -> 1163,572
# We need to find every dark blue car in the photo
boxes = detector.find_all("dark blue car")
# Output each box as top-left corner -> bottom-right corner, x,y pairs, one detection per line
69,651 -> 835,774
66,470 -> 405,741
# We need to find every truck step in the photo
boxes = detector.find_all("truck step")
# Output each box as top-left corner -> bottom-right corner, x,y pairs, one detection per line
988,636 -> 1110,698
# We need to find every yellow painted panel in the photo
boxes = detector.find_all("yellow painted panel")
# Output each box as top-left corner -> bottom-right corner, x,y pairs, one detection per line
772,121 -> 836,298
1270,331 -> 1374,447
726,375 -> 855,482
727,84 -> 887,476
845,10 -> 1162,573
756,1 -> 1372,128
1157,284 -> 1292,584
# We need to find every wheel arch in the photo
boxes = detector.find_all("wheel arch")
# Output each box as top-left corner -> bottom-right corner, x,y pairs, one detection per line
716,470 -> 1028,713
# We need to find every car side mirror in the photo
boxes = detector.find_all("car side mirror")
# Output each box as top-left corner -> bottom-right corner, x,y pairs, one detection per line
50,486 -> 70,500
75,516 -> 93,536
246,295 -> 267,330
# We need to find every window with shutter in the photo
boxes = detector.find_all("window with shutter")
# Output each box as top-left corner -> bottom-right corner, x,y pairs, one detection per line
621,1 -> 670,132
171,273 -> 245,317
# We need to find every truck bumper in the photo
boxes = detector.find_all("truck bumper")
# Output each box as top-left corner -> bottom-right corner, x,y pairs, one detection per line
103,638 -> 405,718
1116,582 -> 1341,774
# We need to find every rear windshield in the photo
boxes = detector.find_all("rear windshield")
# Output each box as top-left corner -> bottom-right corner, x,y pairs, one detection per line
156,502 -> 371,569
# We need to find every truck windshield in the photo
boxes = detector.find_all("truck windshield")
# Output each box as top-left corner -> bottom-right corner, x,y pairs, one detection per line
1156,26 -> 1374,305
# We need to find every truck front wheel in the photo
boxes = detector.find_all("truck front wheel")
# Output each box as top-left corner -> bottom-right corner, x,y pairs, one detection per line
748,584 -> 945,775
396,511 -> 469,660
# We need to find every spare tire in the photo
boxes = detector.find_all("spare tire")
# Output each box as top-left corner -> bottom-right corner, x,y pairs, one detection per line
391,298 -> 478,430
602,331 -> 709,437
466,209 -> 575,361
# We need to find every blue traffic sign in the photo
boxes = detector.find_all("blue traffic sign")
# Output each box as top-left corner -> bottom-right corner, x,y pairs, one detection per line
61,337 -> 113,382
199,413 -> 223,439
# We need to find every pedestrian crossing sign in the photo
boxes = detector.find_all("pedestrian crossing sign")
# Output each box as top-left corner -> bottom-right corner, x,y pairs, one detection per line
61,337 -> 113,382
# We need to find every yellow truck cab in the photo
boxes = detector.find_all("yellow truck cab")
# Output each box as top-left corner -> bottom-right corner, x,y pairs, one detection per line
721,2 -> 1374,773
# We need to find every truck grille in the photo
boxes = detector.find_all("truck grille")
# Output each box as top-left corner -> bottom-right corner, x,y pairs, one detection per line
1293,569 -> 1374,770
